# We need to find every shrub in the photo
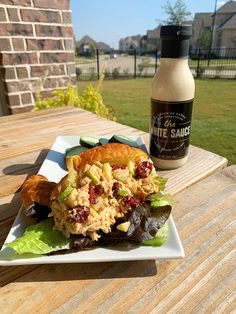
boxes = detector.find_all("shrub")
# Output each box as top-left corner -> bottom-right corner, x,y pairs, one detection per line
123,68 -> 130,77
89,67 -> 96,80
76,67 -> 82,79
138,65 -> 144,76
215,65 -> 224,79
112,67 -> 120,79
34,73 -> 116,121
104,68 -> 111,79
196,66 -> 206,78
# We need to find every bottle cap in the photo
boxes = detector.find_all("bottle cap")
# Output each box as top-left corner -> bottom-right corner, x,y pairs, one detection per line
160,25 -> 192,58
160,25 -> 192,39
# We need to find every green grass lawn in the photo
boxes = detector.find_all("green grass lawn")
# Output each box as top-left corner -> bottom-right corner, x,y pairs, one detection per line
77,78 -> 236,165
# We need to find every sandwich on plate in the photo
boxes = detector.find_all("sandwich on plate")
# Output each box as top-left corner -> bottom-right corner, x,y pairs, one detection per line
6,138 -> 173,256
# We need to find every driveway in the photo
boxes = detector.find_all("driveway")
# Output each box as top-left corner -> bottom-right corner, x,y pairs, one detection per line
77,55 -> 158,76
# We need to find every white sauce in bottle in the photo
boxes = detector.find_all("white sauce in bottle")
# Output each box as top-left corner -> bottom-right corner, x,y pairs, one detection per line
150,25 -> 195,169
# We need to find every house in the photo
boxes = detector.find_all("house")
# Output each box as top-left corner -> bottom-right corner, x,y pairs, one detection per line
76,35 -> 96,55
211,0 -> 236,53
96,41 -> 111,51
76,35 -> 111,55
191,13 -> 212,49
119,1 -> 236,54
146,26 -> 161,50
140,35 -> 147,50
119,27 -> 161,52
191,1 -> 236,53
119,35 -> 141,51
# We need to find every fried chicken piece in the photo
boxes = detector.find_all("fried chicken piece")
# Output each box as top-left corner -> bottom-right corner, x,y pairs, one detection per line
20,174 -> 56,208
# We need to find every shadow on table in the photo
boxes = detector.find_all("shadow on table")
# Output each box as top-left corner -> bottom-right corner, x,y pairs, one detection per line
12,260 -> 158,284
2,149 -> 50,178
1,260 -> 160,286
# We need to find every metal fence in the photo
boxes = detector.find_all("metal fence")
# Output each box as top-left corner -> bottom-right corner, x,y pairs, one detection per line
75,48 -> 236,80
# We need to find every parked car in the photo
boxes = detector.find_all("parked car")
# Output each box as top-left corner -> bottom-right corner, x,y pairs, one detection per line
110,52 -> 117,59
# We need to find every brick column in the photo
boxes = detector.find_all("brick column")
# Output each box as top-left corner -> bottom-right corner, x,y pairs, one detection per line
0,0 -> 76,115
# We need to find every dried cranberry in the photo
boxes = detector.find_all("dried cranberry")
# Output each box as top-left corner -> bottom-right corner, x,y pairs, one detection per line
122,196 -> 140,208
139,194 -> 146,203
112,165 -> 125,170
135,161 -> 153,179
94,184 -> 104,195
112,181 -> 119,197
72,206 -> 90,223
89,187 -> 97,204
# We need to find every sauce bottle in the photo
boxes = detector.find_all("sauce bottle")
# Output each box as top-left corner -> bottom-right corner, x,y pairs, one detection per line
150,25 -> 195,169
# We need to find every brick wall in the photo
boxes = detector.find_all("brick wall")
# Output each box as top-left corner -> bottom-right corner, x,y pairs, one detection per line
0,0 -> 76,115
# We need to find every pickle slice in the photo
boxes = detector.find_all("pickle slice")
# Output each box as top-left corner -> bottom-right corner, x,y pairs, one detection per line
109,135 -> 139,148
99,138 -> 109,145
66,145 -> 88,157
80,136 -> 99,148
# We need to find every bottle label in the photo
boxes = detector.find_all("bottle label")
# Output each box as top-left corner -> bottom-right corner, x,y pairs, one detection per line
150,98 -> 193,160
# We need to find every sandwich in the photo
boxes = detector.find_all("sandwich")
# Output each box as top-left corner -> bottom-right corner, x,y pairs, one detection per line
51,143 -> 159,240
6,141 -> 172,255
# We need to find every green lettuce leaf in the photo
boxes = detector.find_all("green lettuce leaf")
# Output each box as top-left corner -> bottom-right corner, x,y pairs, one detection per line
153,176 -> 168,191
147,192 -> 175,208
5,219 -> 71,255
142,222 -> 168,246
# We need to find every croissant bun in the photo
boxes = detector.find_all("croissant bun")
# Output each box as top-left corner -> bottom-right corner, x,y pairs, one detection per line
69,143 -> 148,174
20,174 -> 56,208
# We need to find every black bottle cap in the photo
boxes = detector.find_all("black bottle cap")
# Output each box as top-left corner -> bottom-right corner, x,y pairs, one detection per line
160,25 -> 192,39
160,25 -> 192,58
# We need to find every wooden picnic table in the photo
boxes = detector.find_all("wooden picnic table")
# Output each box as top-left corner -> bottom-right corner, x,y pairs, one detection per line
0,107 -> 235,313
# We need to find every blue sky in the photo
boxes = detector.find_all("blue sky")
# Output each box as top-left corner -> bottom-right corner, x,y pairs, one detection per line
70,0 -> 227,48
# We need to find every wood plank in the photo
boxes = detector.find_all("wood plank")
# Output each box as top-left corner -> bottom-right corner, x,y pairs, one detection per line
0,115 -> 144,160
164,145 -> 227,194
0,217 -> 15,246
0,265 -> 39,287
0,108 -> 91,137
0,106 -> 77,124
0,166 -> 235,312
0,193 -> 21,223
142,133 -> 228,195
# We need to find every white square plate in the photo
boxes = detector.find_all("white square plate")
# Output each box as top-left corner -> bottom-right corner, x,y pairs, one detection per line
0,135 -> 184,266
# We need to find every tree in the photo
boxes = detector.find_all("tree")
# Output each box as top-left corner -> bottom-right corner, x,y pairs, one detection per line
197,28 -> 212,49
163,0 -> 191,25
74,41 -> 79,57
90,42 -> 97,58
